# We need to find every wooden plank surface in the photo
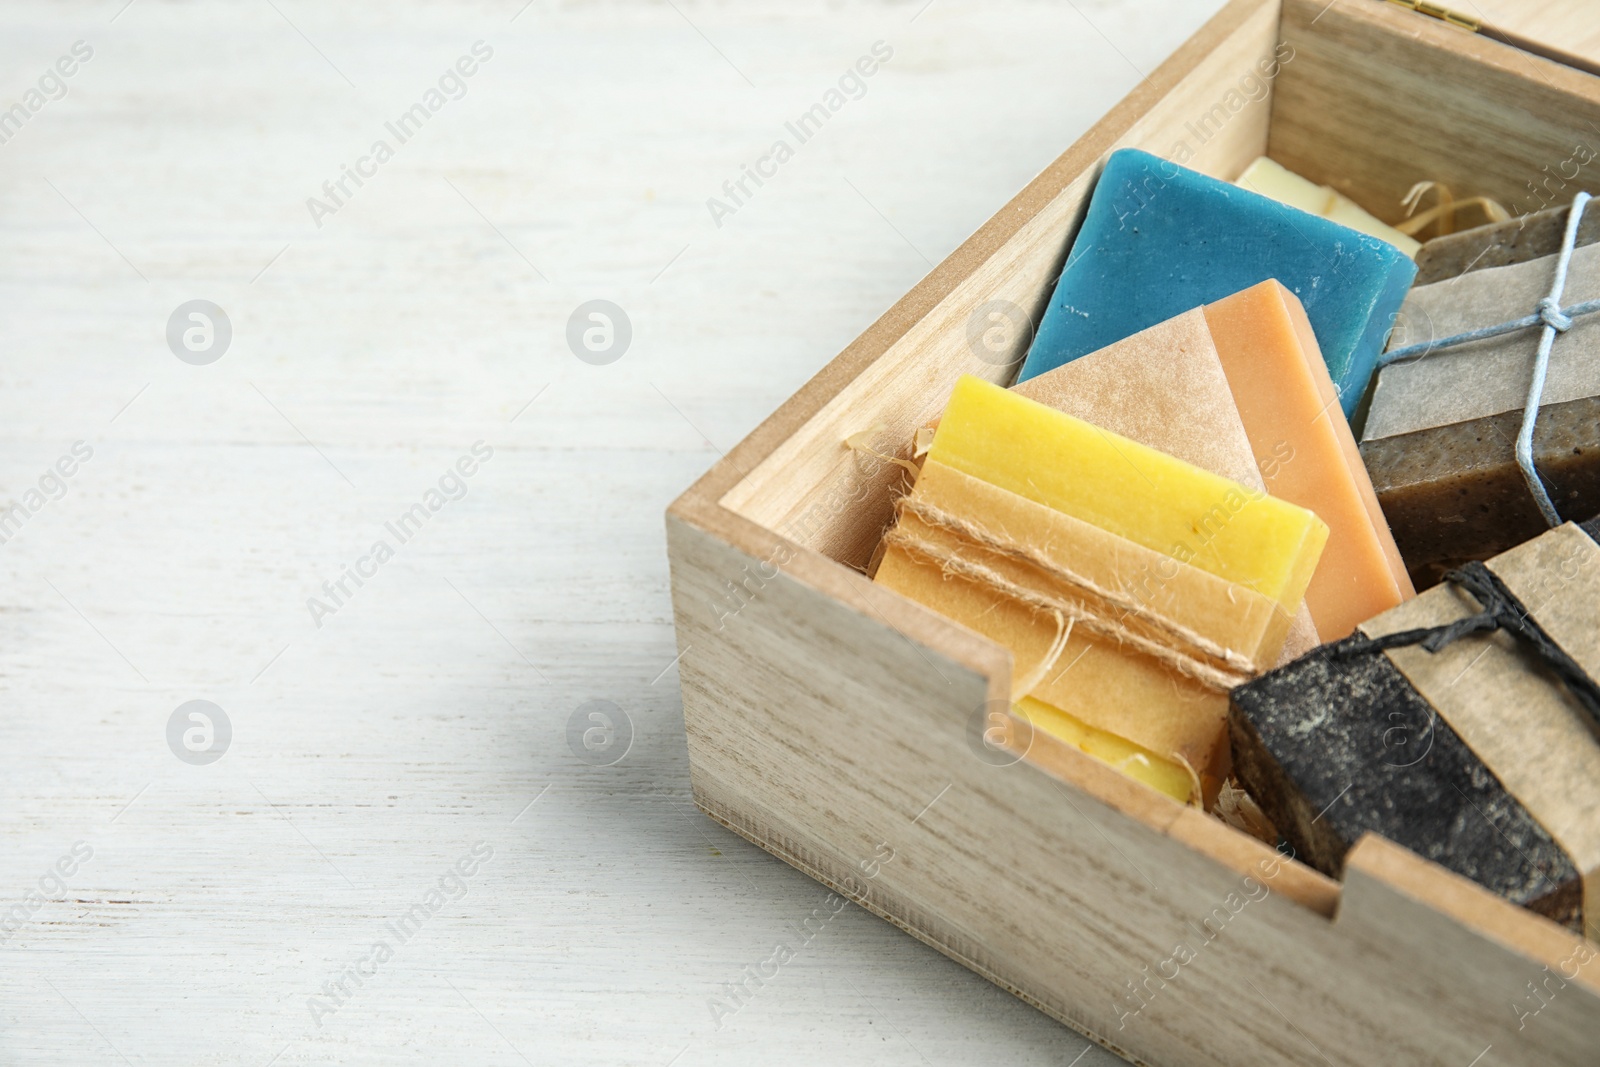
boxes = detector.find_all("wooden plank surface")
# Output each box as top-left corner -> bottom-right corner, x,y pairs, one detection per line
720,0 -> 1281,572
0,0 -> 1237,1063
1475,0 -> 1600,67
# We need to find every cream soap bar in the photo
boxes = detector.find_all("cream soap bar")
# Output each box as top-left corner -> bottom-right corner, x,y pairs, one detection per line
1235,156 -> 1421,257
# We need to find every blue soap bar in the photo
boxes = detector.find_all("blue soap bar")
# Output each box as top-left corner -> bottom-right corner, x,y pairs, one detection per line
1018,149 -> 1416,417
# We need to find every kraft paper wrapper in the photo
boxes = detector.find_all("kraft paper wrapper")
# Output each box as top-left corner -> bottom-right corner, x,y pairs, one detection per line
1364,241 -> 1600,443
1012,306 -> 1262,489
877,460 -> 1301,791
1359,523 -> 1600,929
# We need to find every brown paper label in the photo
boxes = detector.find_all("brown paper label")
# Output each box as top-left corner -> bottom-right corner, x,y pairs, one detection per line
1365,243 -> 1600,442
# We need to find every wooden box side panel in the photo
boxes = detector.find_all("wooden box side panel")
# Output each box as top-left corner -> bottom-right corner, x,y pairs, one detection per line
715,0 -> 1283,573
665,514 -> 1600,1066
1272,0 -> 1600,226
1338,837 -> 1600,1058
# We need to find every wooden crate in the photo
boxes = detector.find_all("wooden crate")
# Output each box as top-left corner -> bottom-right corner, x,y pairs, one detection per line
665,1 -> 1600,1063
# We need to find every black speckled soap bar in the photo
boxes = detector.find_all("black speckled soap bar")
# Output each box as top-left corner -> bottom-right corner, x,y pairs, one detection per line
1230,637 -> 1580,926
1230,521 -> 1600,934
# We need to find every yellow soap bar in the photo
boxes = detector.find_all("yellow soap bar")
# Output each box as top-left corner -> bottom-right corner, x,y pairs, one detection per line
880,385 -> 1330,805
1014,697 -> 1194,804
1235,156 -> 1421,258
929,376 -> 1328,614
875,525 -> 1231,794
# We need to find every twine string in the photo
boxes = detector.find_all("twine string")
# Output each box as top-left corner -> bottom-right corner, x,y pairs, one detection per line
1333,561 -> 1600,732
886,497 -> 1260,694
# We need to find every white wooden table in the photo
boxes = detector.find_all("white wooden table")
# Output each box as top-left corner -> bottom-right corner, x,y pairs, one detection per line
0,1 -> 1226,1062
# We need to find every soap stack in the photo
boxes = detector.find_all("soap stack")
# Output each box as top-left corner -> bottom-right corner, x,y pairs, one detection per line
868,147 -> 1600,932
878,147 -> 1417,807
877,375 -> 1327,807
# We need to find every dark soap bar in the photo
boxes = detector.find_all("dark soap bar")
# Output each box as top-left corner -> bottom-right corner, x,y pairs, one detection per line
1414,201 -> 1600,286
1229,639 -> 1582,929
1360,395 -> 1600,589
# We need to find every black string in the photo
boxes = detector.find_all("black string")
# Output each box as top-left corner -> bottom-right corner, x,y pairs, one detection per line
1334,561 -> 1600,732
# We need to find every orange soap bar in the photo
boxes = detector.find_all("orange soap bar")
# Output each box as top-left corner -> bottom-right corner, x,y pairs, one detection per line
1201,281 -> 1413,639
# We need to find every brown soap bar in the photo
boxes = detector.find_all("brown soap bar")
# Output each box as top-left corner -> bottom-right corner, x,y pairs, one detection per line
1231,522 -> 1600,935
1362,240 -> 1600,588
1361,395 -> 1600,589
1414,201 -> 1600,285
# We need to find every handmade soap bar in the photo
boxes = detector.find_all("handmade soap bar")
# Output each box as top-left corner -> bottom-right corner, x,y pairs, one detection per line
1014,696 -> 1194,804
879,459 -> 1279,803
930,376 -> 1328,611
1202,282 -> 1413,638
1234,156 -> 1420,257
1361,240 -> 1600,586
1413,200 -> 1600,285
1018,148 -> 1417,417
1230,521 -> 1600,934
876,376 -> 1327,804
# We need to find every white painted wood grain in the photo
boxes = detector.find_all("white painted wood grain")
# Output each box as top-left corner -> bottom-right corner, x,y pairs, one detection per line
0,1 -> 1226,1062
